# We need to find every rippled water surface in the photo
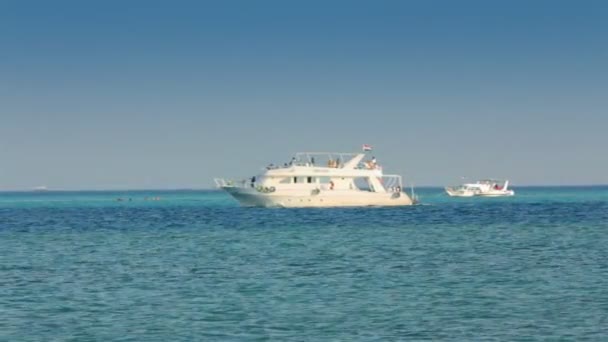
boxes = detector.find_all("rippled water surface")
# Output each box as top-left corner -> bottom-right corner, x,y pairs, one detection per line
1,187 -> 607,340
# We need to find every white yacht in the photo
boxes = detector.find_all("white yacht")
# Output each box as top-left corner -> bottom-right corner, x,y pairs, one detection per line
215,150 -> 416,207
445,179 -> 514,197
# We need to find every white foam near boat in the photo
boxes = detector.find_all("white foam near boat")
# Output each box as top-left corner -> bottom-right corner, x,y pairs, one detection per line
215,150 -> 416,207
445,179 -> 515,197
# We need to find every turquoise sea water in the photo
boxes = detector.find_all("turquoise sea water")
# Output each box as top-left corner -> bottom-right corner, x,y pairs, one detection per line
1,187 -> 607,340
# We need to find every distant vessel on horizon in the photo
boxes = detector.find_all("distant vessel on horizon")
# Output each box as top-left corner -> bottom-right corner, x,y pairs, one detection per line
32,186 -> 49,192
215,147 -> 417,207
445,179 -> 515,197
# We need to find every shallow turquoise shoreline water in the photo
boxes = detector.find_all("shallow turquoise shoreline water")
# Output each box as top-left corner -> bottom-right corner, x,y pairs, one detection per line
1,187 -> 607,340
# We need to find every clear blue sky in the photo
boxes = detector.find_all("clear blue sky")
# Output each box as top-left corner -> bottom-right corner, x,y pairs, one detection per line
1,0 -> 606,190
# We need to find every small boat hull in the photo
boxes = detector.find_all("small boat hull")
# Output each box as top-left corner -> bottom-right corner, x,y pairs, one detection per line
445,187 -> 477,197
477,190 -> 515,197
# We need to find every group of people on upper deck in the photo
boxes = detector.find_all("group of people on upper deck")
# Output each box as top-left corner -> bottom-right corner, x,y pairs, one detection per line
362,156 -> 379,170
265,155 -> 379,170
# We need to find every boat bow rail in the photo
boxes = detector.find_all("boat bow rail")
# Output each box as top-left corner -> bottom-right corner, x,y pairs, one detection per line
380,174 -> 403,192
214,178 -> 248,188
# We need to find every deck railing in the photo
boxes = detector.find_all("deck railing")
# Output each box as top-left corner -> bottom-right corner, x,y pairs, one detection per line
214,178 -> 249,188
380,174 -> 403,192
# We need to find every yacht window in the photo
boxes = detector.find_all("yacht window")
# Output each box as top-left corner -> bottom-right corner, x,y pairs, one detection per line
279,178 -> 290,184
307,177 -> 313,183
293,177 -> 297,183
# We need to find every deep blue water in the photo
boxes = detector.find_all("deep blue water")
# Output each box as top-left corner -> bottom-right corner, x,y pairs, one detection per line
1,187 -> 607,340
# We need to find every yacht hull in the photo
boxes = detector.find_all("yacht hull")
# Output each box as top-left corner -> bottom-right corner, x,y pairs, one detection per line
222,187 -> 414,207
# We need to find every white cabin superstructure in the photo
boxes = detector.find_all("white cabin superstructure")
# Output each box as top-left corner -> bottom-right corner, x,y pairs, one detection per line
215,151 -> 415,207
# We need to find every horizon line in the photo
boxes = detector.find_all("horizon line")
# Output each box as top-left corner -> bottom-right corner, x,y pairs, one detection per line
1,184 -> 607,192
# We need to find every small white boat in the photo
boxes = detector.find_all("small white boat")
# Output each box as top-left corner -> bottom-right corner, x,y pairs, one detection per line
445,179 -> 514,197
215,148 -> 416,207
